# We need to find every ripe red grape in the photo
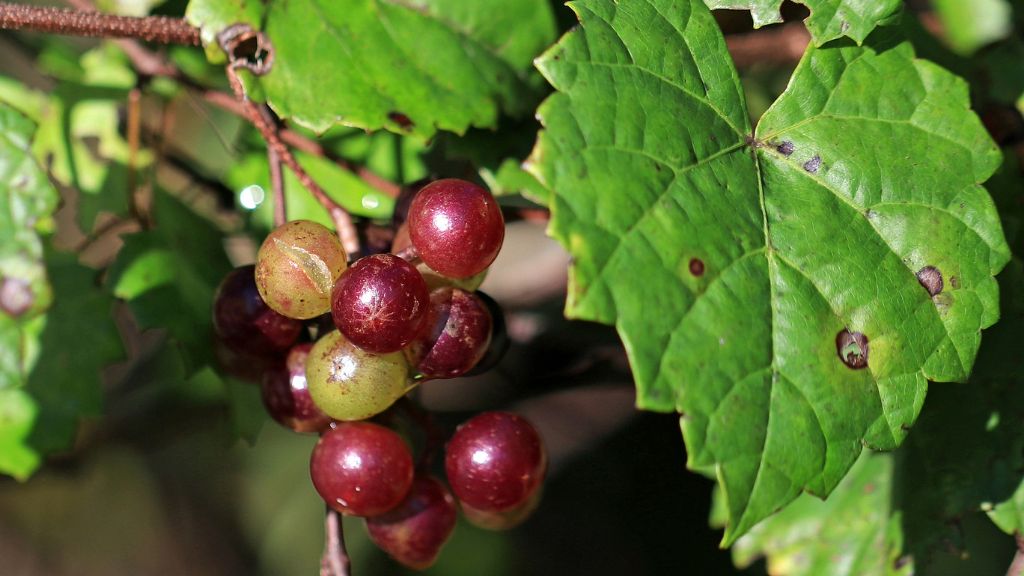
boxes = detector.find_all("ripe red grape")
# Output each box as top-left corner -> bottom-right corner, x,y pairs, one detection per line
464,291 -> 508,376
392,223 -> 487,291
310,422 -> 414,517
255,220 -> 348,319
407,179 -> 504,279
261,343 -> 332,433
445,412 -> 546,512
331,253 -> 429,353
365,475 -> 457,569
408,287 -> 492,379
213,265 -> 302,356
460,488 -> 542,531
306,330 -> 411,421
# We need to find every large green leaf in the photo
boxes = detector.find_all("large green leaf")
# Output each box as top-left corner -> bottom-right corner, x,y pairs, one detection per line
715,452 -> 912,575
107,191 -> 232,372
530,0 -> 1008,544
23,251 -> 123,458
704,0 -> 902,45
0,104 -> 58,391
186,0 -> 556,138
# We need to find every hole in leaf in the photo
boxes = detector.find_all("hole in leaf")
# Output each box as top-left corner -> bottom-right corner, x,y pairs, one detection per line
835,328 -> 869,370
916,265 -> 943,296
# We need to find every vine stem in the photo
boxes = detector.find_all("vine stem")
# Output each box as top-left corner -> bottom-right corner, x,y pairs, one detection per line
1008,533 -> 1024,576
321,508 -> 351,576
0,2 -> 198,44
226,66 -> 361,255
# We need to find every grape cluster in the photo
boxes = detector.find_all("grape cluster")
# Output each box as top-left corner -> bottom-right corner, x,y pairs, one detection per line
212,178 -> 546,570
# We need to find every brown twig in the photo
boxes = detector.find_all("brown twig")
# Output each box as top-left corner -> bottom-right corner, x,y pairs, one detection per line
200,90 -> 400,198
0,2 -> 199,44
320,508 -> 351,576
725,22 -> 809,68
225,66 -> 360,254
1008,533 -> 1024,576
259,106 -> 288,227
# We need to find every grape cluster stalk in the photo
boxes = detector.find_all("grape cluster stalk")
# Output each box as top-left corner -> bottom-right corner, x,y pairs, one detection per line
212,178 -> 547,570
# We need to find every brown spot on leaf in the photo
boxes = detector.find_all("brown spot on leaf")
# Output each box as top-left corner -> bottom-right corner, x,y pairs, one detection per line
836,328 -> 869,370
0,277 -> 33,317
689,258 -> 705,277
803,155 -> 822,173
388,112 -> 414,131
916,266 -> 943,296
950,275 -> 960,289
776,141 -> 795,156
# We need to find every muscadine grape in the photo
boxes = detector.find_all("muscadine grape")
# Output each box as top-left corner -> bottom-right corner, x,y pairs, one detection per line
408,287 -> 492,379
445,412 -> 546,512
365,475 -> 457,569
213,265 -> 302,355
460,488 -> 542,531
310,422 -> 414,517
464,291 -> 508,376
392,223 -> 487,292
407,179 -> 504,279
331,253 -> 429,354
261,343 -> 332,433
255,220 -> 348,319
307,330 -> 411,421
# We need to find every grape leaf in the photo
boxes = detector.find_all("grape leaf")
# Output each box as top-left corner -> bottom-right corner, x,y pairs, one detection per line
530,0 -> 1009,544
0,104 -> 59,391
714,452 -> 912,576
185,0 -> 556,138
714,263 -> 1024,571
107,191 -> 232,373
23,251 -> 123,457
704,0 -> 902,45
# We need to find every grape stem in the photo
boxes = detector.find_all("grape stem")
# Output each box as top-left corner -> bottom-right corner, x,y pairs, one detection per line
0,2 -> 198,44
257,106 -> 288,227
1007,533 -> 1024,576
225,64 -> 361,255
321,508 -> 351,576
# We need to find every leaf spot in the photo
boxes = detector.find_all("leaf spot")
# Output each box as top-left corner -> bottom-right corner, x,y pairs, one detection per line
803,155 -> 822,173
950,275 -> 960,289
776,141 -> 795,156
916,265 -> 943,297
688,258 -> 705,276
835,328 -> 869,370
388,112 -> 415,131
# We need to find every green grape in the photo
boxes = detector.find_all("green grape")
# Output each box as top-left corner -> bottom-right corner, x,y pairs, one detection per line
307,330 -> 411,421
255,220 -> 348,320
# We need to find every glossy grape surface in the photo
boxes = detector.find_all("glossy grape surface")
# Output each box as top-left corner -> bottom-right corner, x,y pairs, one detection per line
310,422 -> 414,517
331,254 -> 429,353
460,488 -> 542,531
407,179 -> 504,279
365,475 -> 457,569
409,287 -> 492,379
445,412 -> 546,512
213,265 -> 302,356
306,330 -> 410,421
261,343 -> 332,433
392,223 -> 487,291
465,291 -> 508,376
255,220 -> 348,319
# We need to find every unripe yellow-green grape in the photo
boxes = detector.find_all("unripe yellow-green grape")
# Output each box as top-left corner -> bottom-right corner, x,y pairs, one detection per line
255,220 -> 347,319
307,330 -> 411,421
